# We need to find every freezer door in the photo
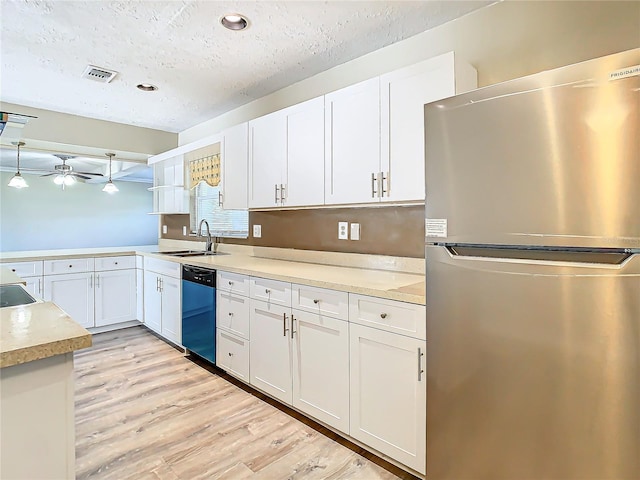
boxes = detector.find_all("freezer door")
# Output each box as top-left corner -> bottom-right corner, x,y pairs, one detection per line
425,245 -> 640,480
424,48 -> 640,248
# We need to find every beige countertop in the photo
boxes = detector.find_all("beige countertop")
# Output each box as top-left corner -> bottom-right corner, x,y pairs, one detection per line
0,268 -> 25,286
1,244 -> 426,305
1,301 -> 92,368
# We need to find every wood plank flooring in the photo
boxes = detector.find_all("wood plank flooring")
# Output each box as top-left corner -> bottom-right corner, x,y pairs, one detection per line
74,326 -> 414,480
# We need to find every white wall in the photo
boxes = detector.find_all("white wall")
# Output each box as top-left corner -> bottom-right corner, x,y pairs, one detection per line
180,0 -> 640,144
0,172 -> 157,251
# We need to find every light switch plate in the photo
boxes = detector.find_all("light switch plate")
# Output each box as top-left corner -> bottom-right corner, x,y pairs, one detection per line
182,226 -> 187,236
338,222 -> 348,240
350,223 -> 360,241
162,225 -> 168,234
253,224 -> 262,238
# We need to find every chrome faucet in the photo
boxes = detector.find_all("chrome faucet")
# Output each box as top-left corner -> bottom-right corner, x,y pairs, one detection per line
198,219 -> 213,252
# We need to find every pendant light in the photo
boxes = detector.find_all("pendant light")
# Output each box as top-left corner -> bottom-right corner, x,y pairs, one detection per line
8,141 -> 28,188
103,152 -> 119,193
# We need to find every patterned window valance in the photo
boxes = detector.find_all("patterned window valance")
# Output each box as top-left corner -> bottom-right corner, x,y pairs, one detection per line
189,154 -> 220,188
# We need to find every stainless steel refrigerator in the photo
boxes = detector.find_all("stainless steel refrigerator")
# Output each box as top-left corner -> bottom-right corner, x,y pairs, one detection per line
424,49 -> 639,480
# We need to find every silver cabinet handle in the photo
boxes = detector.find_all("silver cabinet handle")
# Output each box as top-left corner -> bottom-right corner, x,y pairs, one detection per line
283,313 -> 289,336
89,275 -> 93,288
156,277 -> 160,291
96,274 -> 100,288
380,313 -> 387,319
280,183 -> 286,203
380,171 -> 388,197
218,191 -> 223,207
313,299 -> 319,304
291,315 -> 296,339
160,277 -> 163,292
371,172 -> 377,198
275,184 -> 280,203
418,347 -> 425,381
38,278 -> 42,296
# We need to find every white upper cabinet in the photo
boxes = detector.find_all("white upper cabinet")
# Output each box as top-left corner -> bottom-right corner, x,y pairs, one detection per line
380,52 -> 477,203
284,97 -> 325,207
324,77 -> 381,205
248,110 -> 287,208
221,122 -> 249,210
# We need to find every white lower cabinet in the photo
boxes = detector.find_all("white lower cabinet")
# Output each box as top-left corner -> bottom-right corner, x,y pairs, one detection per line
349,322 -> 426,474
143,259 -> 181,345
216,329 -> 250,382
249,300 -> 292,403
2,260 -> 44,299
44,272 -> 95,329
291,309 -> 349,432
94,269 -> 137,327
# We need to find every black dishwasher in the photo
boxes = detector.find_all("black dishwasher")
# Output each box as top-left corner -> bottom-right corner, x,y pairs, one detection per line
181,265 -> 216,363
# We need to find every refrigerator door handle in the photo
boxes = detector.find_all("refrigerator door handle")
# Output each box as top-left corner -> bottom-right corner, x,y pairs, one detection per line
444,246 -> 636,269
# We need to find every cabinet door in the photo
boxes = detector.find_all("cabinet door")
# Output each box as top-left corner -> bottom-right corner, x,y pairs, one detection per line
249,300 -> 292,404
349,323 -> 426,474
23,276 -> 42,298
44,272 -> 95,329
285,97 -> 325,207
160,275 -> 182,345
248,111 -> 287,208
325,77 -> 380,205
94,269 -> 136,327
222,122 -> 249,209
380,54 -> 458,203
292,310 -> 349,432
143,271 -> 162,334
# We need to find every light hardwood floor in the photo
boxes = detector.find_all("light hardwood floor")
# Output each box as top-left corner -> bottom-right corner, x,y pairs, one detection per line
74,326 -> 415,480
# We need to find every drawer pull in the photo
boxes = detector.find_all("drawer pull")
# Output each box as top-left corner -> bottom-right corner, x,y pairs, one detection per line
380,313 -> 388,319
265,288 -> 271,294
418,347 -> 425,381
115,262 -> 118,265
228,280 -> 233,285
283,313 -> 289,336
228,312 -> 233,317
228,352 -> 233,357
69,264 -> 73,268
11,269 -> 16,272
313,299 -> 319,304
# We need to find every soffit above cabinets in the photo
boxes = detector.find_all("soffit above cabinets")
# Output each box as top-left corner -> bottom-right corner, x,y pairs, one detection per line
0,1 -> 491,133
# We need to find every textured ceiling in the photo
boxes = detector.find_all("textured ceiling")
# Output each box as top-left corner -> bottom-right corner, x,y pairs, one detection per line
1,0 -> 489,133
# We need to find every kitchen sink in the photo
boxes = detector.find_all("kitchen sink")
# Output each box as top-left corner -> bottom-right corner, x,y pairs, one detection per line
153,250 -> 227,257
0,284 -> 37,308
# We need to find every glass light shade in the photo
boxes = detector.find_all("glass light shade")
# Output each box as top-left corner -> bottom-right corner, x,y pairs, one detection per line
8,173 -> 28,188
102,180 -> 119,193
54,174 -> 65,185
63,175 -> 75,185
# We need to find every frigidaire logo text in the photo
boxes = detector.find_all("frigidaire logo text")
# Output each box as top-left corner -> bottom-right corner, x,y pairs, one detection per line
609,65 -> 640,80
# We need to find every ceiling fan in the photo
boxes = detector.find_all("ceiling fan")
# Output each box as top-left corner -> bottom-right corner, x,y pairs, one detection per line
38,154 -> 104,187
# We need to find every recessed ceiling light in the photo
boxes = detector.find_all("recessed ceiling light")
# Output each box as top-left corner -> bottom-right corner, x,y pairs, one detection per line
137,83 -> 158,92
220,13 -> 248,31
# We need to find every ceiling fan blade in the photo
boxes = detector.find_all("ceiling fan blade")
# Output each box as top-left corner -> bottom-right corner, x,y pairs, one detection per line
40,173 -> 57,177
74,171 -> 104,176
71,173 -> 92,180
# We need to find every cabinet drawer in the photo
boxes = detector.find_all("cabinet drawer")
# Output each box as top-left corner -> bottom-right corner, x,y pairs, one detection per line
144,257 -> 180,278
95,255 -> 136,271
292,284 -> 348,320
1,260 -> 43,277
216,329 -> 250,382
349,294 -> 426,340
44,257 -> 94,275
217,271 -> 250,296
217,290 -> 250,339
250,277 -> 291,307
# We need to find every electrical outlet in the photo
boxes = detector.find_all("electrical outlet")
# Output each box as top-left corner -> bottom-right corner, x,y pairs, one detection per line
182,226 -> 187,236
338,222 -> 348,240
350,223 -> 360,241
162,225 -> 168,234
253,224 -> 262,238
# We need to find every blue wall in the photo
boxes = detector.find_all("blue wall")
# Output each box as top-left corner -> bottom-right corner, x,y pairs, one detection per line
0,172 -> 158,252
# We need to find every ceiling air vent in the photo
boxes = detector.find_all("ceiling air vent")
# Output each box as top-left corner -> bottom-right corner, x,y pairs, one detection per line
81,65 -> 118,83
